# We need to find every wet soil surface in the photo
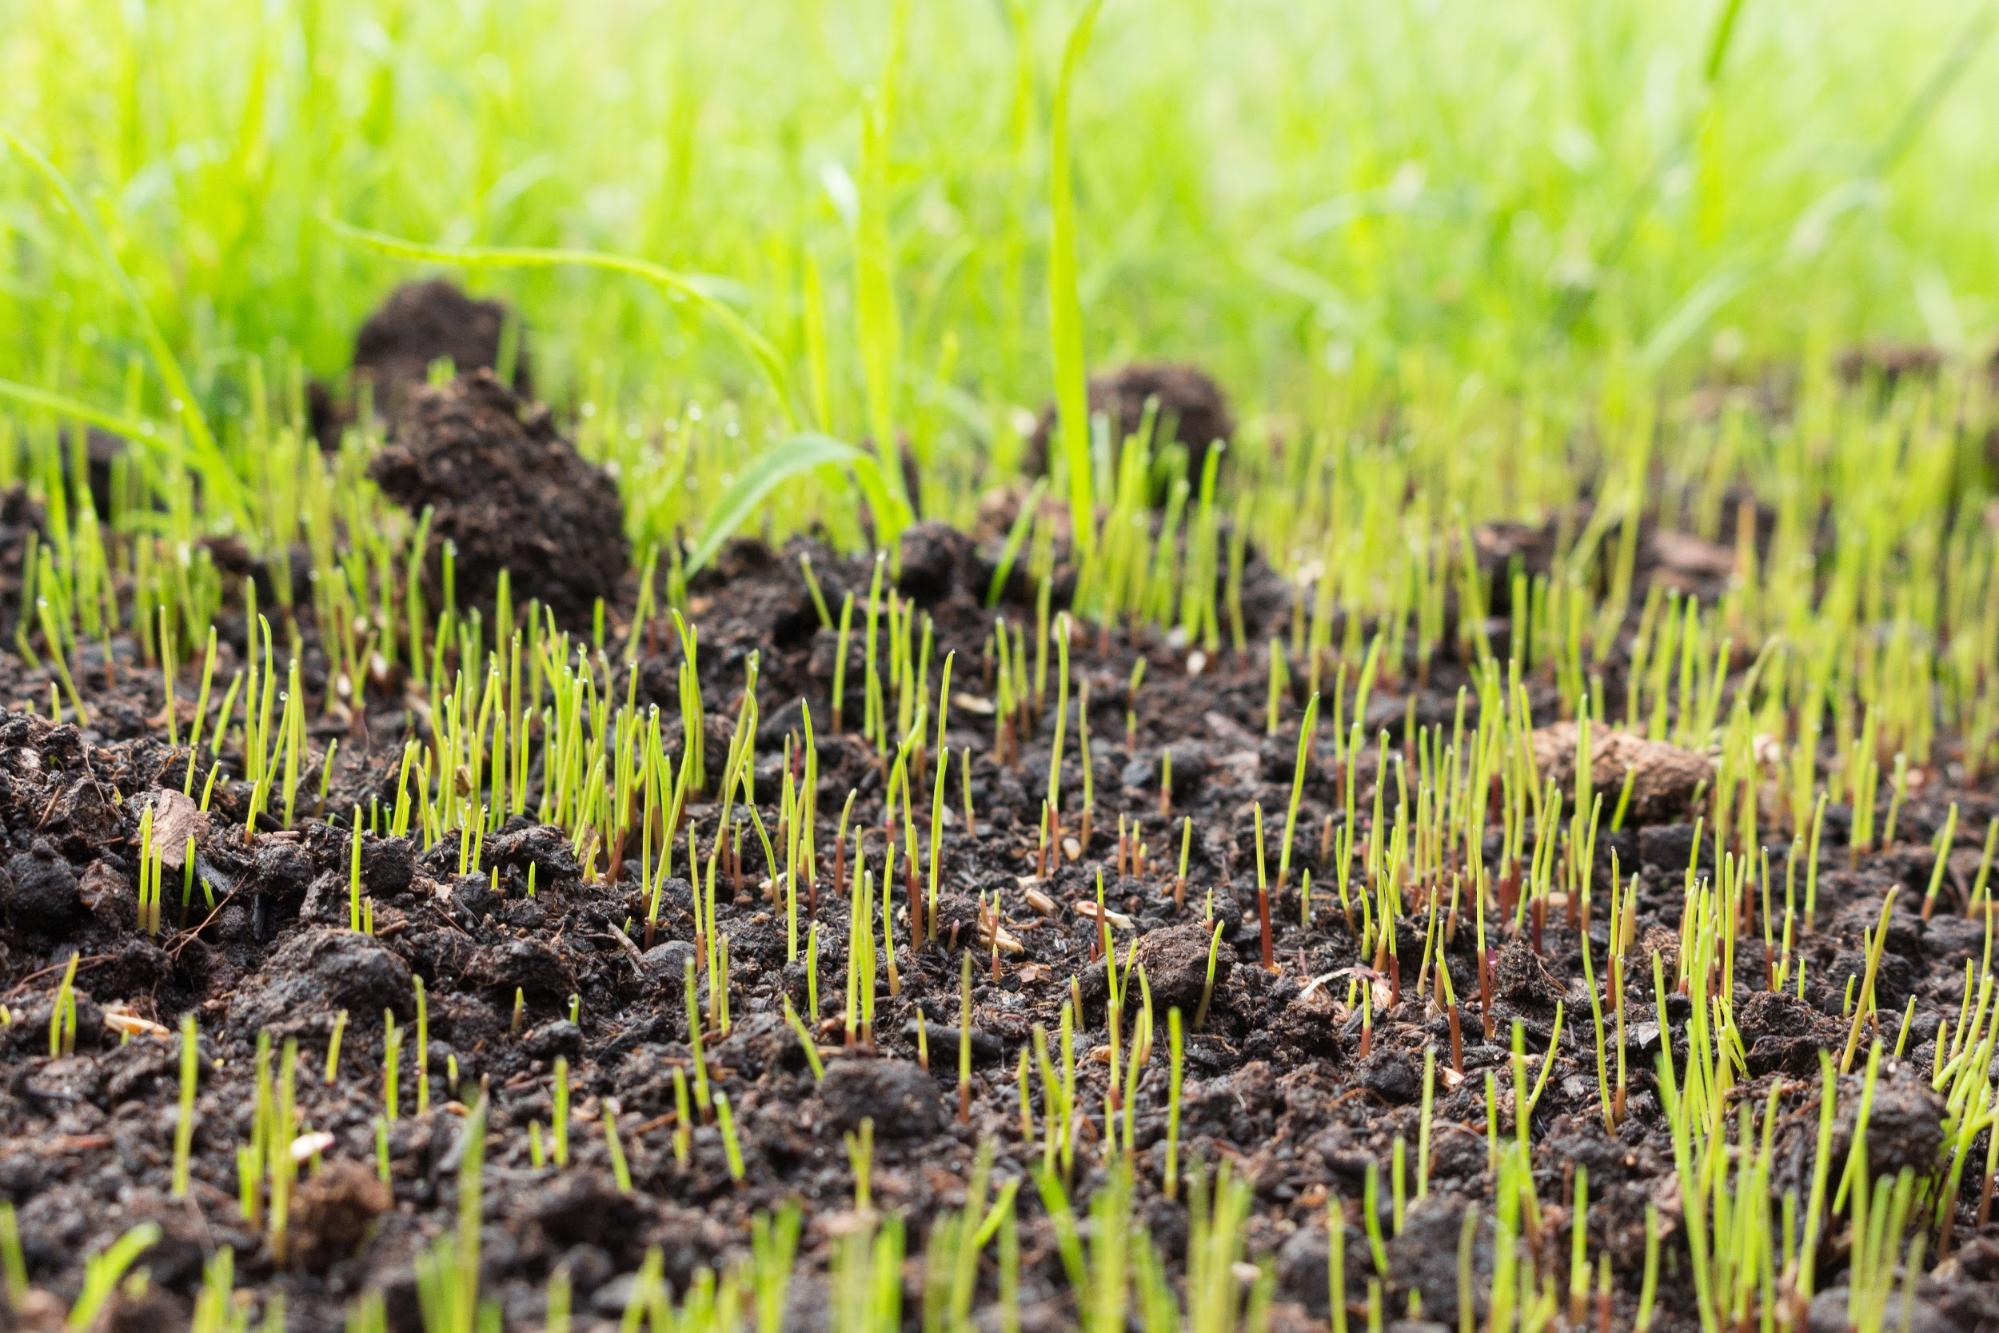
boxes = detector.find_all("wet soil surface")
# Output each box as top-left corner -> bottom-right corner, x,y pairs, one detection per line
1,401 -> 1996,1330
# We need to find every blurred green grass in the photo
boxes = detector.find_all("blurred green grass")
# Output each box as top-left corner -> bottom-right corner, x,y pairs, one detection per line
2,0 -> 1994,451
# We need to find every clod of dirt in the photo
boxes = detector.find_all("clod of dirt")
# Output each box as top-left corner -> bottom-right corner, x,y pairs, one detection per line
1736,989 -> 1845,1076
1637,823 -> 1703,874
306,380 -> 350,452
1028,362 -> 1235,494
233,927 -> 414,1031
468,938 -> 575,1003
288,1160 -> 391,1271
82,429 -> 125,516
353,279 -> 532,416
1529,723 -> 1711,825
1492,938 -> 1564,1012
1646,529 -> 1736,597
367,371 -> 628,629
484,821 -> 583,882
1132,919 -> 1233,1013
524,1018 -> 582,1060
360,836 -> 416,899
1959,1236 -> 1999,1284
1833,1066 -> 1946,1177
250,838 -> 313,904
896,522 -> 977,603
529,1171 -> 646,1249
639,939 -> 698,995
1387,1193 -> 1492,1326
1472,519 -> 1563,604
2,840 -> 82,933
817,1057 -> 944,1139
1357,1048 -> 1419,1101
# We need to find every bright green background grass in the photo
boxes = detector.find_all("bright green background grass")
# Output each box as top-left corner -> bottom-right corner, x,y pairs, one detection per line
3,0 -> 1995,459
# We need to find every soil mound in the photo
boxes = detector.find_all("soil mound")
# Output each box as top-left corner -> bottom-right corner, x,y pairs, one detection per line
1029,361 -> 1234,497
367,371 -> 627,627
352,279 -> 532,416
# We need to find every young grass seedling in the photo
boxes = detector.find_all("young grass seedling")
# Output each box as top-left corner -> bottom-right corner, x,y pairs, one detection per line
172,1014 -> 197,1198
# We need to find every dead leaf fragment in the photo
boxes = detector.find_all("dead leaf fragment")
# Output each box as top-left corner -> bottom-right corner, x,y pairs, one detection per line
140,787 -> 208,871
1530,723 -> 1711,824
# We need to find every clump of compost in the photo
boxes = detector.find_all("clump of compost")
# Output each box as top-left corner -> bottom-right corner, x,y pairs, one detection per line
367,370 -> 626,628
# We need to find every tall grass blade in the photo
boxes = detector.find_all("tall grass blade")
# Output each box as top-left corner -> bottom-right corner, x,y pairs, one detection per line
2,128 -> 245,527
1048,0 -> 1105,556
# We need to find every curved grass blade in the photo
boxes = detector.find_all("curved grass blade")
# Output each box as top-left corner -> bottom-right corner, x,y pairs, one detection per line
0,378 -> 174,452
321,215 -> 801,430
2,128 -> 246,529
325,217 -> 912,559
985,476 -> 1048,608
687,433 -> 893,574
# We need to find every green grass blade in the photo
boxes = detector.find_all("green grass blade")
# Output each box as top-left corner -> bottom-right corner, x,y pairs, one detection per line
1701,0 -> 1750,85
686,433 -> 895,573
855,2 -> 913,509
2,128 -> 245,529
0,378 -> 174,454
1048,0 -> 1104,556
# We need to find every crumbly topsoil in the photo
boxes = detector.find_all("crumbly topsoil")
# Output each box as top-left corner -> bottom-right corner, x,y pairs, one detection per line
1,374 -> 1997,1330
353,279 -> 533,417
0,505 -> 1994,1332
367,370 -> 627,628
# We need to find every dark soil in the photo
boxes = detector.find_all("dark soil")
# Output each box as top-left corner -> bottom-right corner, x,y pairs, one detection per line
1029,362 -> 1235,498
1834,342 -> 1947,394
0,484 -> 43,638
367,370 -> 628,629
353,279 -> 533,417
0,397 -> 1995,1330
82,429 -> 125,518
306,380 -> 349,453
